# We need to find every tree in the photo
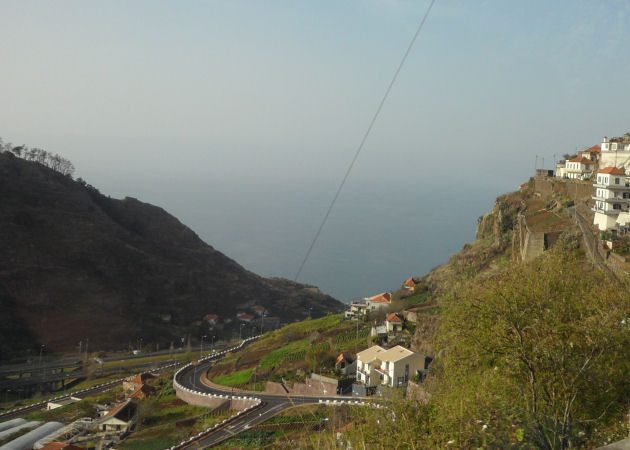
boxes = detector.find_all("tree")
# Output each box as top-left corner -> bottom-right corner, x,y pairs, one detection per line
433,248 -> 630,448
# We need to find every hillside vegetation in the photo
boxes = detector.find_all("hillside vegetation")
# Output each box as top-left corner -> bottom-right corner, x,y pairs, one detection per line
220,180 -> 630,449
342,182 -> 630,448
0,150 -> 343,360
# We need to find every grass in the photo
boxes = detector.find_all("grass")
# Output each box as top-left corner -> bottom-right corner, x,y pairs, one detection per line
404,291 -> 430,306
212,368 -> 254,386
100,352 -> 193,369
259,339 -> 310,368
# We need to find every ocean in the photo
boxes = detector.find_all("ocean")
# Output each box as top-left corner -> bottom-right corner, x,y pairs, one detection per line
163,178 -> 503,303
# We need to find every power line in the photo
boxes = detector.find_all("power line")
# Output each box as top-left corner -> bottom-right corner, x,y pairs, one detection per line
294,0 -> 437,282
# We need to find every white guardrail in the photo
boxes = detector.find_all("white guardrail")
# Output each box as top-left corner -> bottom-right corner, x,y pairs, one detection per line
0,336 -> 261,422
169,335 -> 262,449
1,358 -> 182,418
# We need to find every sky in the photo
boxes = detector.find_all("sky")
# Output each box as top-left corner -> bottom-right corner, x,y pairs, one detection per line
2,1 -> 630,301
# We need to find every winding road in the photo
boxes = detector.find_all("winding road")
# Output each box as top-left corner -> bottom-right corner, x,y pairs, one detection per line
174,345 -> 367,448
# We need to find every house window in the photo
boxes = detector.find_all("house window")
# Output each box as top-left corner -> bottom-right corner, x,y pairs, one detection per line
616,178 -> 621,184
614,204 -> 622,210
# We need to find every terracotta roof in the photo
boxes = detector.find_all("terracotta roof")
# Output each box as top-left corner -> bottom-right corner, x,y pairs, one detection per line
569,156 -> 594,164
204,314 -> 219,320
129,383 -> 155,399
599,167 -> 626,175
386,313 -> 404,323
403,277 -> 417,288
368,292 -> 391,303
102,399 -> 137,420
335,353 -> 353,365
240,314 -> 255,320
127,372 -> 156,385
41,443 -> 86,450
252,306 -> 266,311
585,145 -> 601,153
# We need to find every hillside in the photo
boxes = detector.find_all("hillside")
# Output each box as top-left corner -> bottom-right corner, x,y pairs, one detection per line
209,177 -> 630,448
0,152 -> 344,360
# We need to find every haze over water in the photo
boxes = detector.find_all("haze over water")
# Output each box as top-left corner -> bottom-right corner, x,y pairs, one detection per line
4,2 -> 630,301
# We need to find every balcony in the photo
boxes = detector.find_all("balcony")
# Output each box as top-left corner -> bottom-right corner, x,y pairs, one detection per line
592,196 -> 630,203
592,207 -> 624,216
593,183 -> 630,190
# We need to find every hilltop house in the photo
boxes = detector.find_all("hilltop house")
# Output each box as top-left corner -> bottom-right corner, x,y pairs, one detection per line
252,306 -> 267,316
579,145 -> 601,162
592,167 -> 630,231
204,314 -> 219,326
385,313 -> 405,333
565,156 -> 595,180
598,135 -> 630,171
344,301 -> 369,320
354,345 -> 429,394
403,277 -> 418,290
239,313 -> 255,323
556,161 -> 567,178
365,292 -> 392,312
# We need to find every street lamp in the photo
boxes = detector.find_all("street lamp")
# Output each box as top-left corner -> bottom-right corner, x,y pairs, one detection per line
239,323 -> 245,341
39,344 -> 45,366
200,335 -> 207,359
260,313 -> 266,335
211,336 -> 216,352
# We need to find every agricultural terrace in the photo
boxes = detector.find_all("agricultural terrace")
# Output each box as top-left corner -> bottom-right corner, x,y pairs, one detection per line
207,314 -> 371,390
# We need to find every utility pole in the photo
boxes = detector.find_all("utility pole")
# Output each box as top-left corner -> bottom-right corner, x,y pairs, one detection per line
535,155 -> 538,173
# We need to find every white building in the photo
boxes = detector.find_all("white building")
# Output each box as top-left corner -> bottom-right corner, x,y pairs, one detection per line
556,161 -> 567,179
344,301 -> 369,319
365,292 -> 392,312
385,313 -> 404,333
598,135 -> 630,172
592,167 -> 630,231
565,156 -> 595,180
578,145 -> 601,162
355,346 -> 387,387
356,345 -> 427,388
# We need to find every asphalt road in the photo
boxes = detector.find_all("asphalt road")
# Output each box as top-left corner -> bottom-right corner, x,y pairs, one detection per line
175,358 -> 357,448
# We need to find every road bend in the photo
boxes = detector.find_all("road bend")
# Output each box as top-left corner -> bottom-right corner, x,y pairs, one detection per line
175,357 -> 365,448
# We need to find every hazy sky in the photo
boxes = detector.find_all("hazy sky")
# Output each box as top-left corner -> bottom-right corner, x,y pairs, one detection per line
3,1 -> 630,300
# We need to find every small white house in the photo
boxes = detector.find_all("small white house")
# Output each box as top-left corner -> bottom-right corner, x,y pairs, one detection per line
356,345 -> 427,388
565,156 -> 595,180
592,167 -> 630,231
344,301 -> 369,319
385,313 -> 404,333
555,161 -> 567,178
365,292 -> 392,312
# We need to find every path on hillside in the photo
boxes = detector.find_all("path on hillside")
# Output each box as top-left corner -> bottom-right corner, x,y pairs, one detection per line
574,209 -> 609,272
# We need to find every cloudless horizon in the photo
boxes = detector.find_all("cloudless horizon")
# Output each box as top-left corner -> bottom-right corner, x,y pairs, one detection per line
3,1 -> 630,301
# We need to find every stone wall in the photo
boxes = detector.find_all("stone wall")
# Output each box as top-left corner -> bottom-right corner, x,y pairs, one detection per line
534,177 -> 593,203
